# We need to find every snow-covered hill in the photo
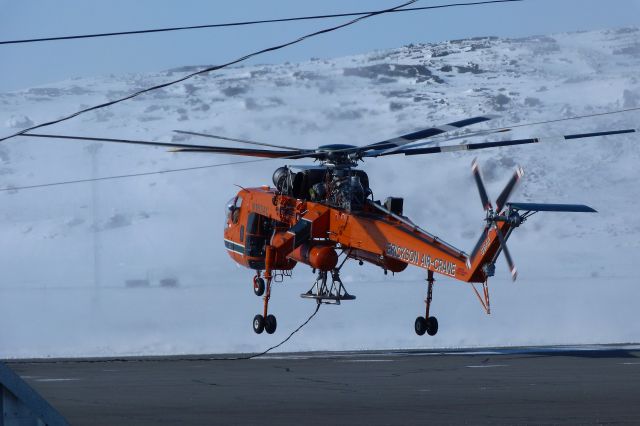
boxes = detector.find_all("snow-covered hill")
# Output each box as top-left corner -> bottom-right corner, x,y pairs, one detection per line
1,28 -> 639,358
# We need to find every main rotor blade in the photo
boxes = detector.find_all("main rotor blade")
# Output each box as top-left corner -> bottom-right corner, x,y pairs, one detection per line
173,130 -> 301,151
494,226 -> 517,281
392,128 -> 512,152
167,147 -> 310,158
471,158 -> 493,211
20,133 -> 311,158
361,115 -> 497,156
495,166 -> 524,213
398,128 -> 637,156
405,106 -> 640,150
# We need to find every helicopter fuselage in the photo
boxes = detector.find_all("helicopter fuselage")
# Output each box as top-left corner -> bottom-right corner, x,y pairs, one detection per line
222,166 -> 513,284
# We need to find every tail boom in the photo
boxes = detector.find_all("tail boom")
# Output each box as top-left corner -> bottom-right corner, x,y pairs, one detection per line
466,220 -> 516,283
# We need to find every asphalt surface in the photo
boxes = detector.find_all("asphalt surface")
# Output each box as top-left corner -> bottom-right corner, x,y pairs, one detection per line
5,345 -> 640,425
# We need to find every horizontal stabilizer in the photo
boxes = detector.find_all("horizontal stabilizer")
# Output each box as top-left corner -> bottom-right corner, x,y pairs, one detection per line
507,202 -> 597,213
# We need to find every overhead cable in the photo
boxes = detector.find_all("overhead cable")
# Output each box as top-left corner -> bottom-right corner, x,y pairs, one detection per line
0,1 -> 523,46
0,156 -> 282,193
0,0 -> 418,143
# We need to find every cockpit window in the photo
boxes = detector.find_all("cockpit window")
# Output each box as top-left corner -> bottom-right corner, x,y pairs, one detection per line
225,195 -> 243,227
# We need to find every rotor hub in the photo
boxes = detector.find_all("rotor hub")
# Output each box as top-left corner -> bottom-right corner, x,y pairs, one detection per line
315,144 -> 359,165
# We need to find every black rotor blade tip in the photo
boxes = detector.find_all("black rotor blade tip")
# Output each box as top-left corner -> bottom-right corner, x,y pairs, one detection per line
496,166 -> 524,213
471,158 -> 493,211
495,227 -> 518,282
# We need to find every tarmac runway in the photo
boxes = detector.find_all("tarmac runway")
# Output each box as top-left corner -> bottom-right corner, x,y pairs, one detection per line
6,344 -> 640,425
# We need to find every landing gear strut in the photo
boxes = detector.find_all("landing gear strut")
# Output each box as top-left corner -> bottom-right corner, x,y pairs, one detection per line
252,276 -> 277,334
415,270 -> 438,336
253,248 -> 277,335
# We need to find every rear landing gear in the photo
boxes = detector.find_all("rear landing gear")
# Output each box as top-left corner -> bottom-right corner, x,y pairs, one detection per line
415,317 -> 427,336
426,316 -> 438,336
414,316 -> 438,336
415,270 -> 438,336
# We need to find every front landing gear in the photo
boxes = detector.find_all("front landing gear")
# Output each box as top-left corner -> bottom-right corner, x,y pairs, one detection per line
415,270 -> 438,336
265,314 -> 277,334
253,313 -> 277,334
253,314 -> 265,334
252,262 -> 278,335
253,274 -> 265,297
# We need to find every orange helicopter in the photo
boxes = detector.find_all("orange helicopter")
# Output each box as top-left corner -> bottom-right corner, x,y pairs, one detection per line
27,116 -> 636,335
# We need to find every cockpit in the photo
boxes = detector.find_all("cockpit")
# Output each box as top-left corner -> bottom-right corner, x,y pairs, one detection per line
224,192 -> 274,270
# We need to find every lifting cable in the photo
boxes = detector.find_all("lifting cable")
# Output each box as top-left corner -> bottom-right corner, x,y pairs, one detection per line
0,1 -> 523,46
211,302 -> 322,361
9,303 -> 323,364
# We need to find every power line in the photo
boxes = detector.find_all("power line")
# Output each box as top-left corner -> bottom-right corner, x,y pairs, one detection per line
0,0 -> 527,144
0,1 -> 523,46
465,106 -> 640,136
0,0 -> 418,143
0,156 -> 282,193
4,106 -> 638,193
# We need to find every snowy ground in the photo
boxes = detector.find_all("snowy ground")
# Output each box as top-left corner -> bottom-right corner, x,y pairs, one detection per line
0,27 -> 639,358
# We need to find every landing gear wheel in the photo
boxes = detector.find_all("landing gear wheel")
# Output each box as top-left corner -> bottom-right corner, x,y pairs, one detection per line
414,316 -> 427,336
253,314 -> 265,334
426,316 -> 438,336
253,277 -> 265,296
265,314 -> 277,334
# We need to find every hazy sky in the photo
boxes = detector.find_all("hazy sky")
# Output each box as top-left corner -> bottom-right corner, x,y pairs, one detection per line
1,0 -> 639,91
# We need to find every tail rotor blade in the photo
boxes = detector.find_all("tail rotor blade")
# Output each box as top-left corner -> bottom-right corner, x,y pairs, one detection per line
471,158 -> 493,211
494,226 -> 517,281
495,166 -> 524,213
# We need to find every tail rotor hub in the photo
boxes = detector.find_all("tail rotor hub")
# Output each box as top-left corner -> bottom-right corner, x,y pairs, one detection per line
471,158 -> 524,282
